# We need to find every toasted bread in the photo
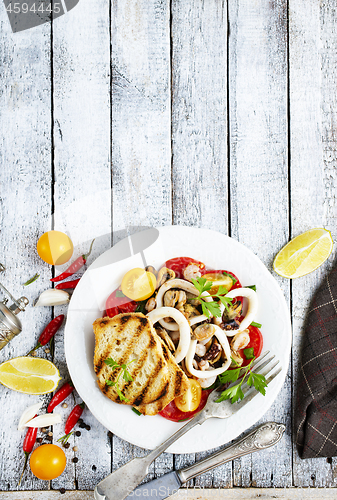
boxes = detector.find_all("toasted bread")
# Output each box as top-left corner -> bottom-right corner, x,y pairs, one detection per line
93,312 -> 189,415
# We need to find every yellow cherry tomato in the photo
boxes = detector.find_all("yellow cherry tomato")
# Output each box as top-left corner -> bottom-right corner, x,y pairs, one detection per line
121,268 -> 156,301
30,444 -> 66,480
174,379 -> 202,413
202,272 -> 233,295
37,231 -> 73,265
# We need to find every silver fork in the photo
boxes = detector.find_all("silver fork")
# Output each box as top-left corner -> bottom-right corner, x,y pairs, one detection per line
94,352 -> 281,500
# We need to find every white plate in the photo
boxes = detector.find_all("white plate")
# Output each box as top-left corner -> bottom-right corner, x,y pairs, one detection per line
64,226 -> 291,453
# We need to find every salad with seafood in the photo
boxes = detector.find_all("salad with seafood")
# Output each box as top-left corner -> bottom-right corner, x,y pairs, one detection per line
104,257 -> 264,421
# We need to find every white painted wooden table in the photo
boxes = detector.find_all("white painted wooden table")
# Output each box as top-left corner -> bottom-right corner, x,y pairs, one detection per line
0,0 -> 337,498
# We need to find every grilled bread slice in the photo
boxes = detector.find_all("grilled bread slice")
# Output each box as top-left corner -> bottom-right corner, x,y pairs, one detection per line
93,312 -> 189,415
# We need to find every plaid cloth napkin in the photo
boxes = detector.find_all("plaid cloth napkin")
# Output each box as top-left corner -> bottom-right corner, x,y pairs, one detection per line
295,265 -> 337,458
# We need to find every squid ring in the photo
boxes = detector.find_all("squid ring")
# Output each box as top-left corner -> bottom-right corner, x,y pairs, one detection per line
147,306 -> 191,364
185,325 -> 232,378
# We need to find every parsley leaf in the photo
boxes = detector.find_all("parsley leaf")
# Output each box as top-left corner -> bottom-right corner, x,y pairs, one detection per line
132,407 -> 142,416
191,277 -> 233,318
216,357 -> 268,404
104,358 -> 135,402
135,300 -> 148,314
247,372 -> 268,396
251,321 -> 262,328
23,273 -> 40,286
223,271 -> 237,285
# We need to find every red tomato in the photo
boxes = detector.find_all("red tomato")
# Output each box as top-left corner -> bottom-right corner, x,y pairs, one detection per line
239,324 -> 263,367
201,269 -> 242,290
164,257 -> 205,280
105,288 -> 137,318
159,389 -> 212,422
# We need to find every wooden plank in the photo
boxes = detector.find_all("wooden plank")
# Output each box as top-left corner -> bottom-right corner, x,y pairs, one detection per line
228,0 -> 291,488
289,0 -> 337,487
51,0 -> 111,491
0,7 -> 52,492
171,0 -> 230,488
171,0 -> 229,232
110,0 -> 172,481
4,488 -> 337,500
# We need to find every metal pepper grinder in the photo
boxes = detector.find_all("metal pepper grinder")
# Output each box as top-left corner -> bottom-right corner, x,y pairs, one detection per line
0,264 -> 29,350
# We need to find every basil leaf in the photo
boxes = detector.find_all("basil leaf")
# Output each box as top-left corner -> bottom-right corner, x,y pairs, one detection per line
246,285 -> 256,292
115,290 -> 126,298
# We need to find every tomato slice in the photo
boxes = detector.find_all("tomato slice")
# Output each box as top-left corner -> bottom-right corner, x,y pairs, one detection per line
159,388 -> 212,422
105,289 -> 137,318
201,269 -> 242,290
165,257 -> 205,280
239,323 -> 263,367
121,268 -> 156,301
174,379 -> 202,413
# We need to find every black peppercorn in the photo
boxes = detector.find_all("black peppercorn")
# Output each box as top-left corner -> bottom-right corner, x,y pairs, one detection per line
59,488 -> 66,494
72,457 -> 79,463
75,431 -> 81,437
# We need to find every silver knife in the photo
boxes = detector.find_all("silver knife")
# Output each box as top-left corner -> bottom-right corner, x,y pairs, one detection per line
95,421 -> 285,500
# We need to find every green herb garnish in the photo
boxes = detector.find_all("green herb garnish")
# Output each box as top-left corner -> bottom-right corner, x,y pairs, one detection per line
251,321 -> 262,328
132,407 -> 142,416
223,271 -> 237,285
191,277 -> 233,318
216,357 -> 268,404
246,285 -> 256,292
115,290 -> 126,298
23,273 -> 40,286
243,347 -> 255,359
135,300 -> 148,314
105,358 -> 135,402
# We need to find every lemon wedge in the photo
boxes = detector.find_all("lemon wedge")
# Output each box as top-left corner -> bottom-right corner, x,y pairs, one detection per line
0,357 -> 61,394
273,228 -> 333,279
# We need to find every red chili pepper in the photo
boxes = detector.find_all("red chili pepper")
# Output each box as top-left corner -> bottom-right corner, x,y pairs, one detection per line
47,381 -> 74,413
55,279 -> 80,290
65,402 -> 85,434
18,416 -> 38,485
50,239 -> 95,282
27,315 -> 64,356
58,402 -> 85,445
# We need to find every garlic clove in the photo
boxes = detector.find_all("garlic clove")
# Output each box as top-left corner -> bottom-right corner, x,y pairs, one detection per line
18,402 -> 43,431
24,413 -> 62,428
35,289 -> 70,307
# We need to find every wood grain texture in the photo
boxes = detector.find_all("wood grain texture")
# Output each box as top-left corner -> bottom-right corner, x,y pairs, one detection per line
289,0 -> 337,487
110,0 -> 172,483
0,5 -> 52,491
228,0 -> 291,488
171,0 -> 230,487
171,0 -> 229,232
4,488 -> 337,499
51,0 -> 111,490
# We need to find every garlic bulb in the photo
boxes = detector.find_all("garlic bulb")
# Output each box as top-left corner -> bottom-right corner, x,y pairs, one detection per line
24,413 -> 61,428
35,289 -> 69,307
18,402 -> 43,431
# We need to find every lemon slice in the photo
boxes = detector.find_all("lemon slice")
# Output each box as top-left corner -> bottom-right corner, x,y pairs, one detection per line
273,228 -> 333,279
0,357 -> 61,394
